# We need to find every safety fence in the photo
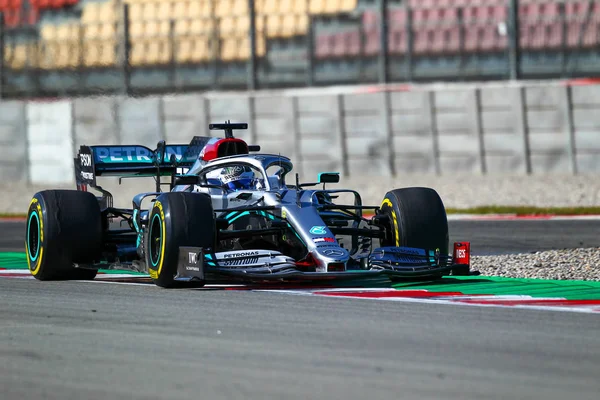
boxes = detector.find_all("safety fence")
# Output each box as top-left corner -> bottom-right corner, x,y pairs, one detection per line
1,0 -> 599,98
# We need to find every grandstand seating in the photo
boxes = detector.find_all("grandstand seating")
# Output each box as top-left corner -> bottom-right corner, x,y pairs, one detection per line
2,0 -> 599,76
8,0 -> 357,69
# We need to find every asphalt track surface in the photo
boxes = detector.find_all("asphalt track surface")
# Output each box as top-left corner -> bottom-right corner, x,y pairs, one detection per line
2,219 -> 600,400
3,219 -> 600,255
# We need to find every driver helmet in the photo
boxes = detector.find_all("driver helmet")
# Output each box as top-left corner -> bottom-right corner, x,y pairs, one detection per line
219,166 -> 256,191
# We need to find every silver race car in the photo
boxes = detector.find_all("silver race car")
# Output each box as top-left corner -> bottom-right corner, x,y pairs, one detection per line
25,122 -> 472,287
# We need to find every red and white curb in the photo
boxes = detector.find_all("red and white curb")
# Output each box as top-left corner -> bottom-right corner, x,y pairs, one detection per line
256,288 -> 600,314
447,214 -> 600,221
4,269 -> 600,314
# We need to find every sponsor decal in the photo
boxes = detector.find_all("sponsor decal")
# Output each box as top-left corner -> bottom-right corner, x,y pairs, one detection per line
80,153 -> 92,167
322,249 -> 346,258
185,266 -> 200,272
314,237 -> 335,243
222,257 -> 259,267
310,226 -> 327,235
188,252 -> 198,264
93,146 -> 187,164
223,251 -> 260,259
80,171 -> 94,180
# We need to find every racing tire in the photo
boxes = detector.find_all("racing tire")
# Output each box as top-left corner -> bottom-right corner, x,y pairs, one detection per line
25,190 -> 103,281
145,192 -> 216,288
379,187 -> 449,279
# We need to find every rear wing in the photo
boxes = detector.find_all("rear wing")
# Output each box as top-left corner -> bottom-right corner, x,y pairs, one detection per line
74,142 -> 199,188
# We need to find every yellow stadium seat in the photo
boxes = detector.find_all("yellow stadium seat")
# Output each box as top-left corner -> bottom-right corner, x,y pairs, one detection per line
145,20 -> 171,36
188,19 -> 216,35
129,21 -> 145,38
99,41 -> 117,66
81,3 -> 101,24
220,35 -> 265,62
309,0 -> 325,14
236,15 -> 250,34
219,15 -> 252,36
84,40 -> 117,67
6,44 -> 31,69
261,0 -> 277,14
83,42 -> 100,67
38,45 -> 55,70
327,0 -> 350,14
266,14 -> 282,37
280,14 -> 307,37
142,2 -> 158,20
53,43 -> 78,69
83,23 -> 99,39
175,38 -> 192,63
232,0 -> 248,16
97,23 -> 117,40
56,24 -> 79,41
220,16 -> 236,36
293,0 -> 308,13
157,2 -> 174,20
189,1 -> 212,18
215,0 -> 233,17
172,1 -> 188,19
98,3 -> 118,22
176,36 -> 214,63
145,39 -> 172,64
128,3 -> 143,20
40,25 -> 57,41
174,20 -> 190,35
129,42 -> 146,66
340,0 -> 357,12
220,37 -> 239,61
279,0 -> 294,13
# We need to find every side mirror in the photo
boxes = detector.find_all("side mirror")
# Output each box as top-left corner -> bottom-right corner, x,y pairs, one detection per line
248,145 -> 261,152
173,175 -> 200,186
318,172 -> 340,184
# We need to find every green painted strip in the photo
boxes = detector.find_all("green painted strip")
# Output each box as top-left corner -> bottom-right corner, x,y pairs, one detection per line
2,252 -> 600,299
0,252 -> 147,275
392,276 -> 600,300
0,252 -> 27,269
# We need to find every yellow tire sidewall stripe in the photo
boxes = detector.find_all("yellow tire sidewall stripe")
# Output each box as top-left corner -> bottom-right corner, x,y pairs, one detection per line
381,198 -> 400,247
27,197 -> 45,276
150,200 -> 167,279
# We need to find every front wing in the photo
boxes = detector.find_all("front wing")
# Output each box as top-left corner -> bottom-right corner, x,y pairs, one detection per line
174,246 -> 471,283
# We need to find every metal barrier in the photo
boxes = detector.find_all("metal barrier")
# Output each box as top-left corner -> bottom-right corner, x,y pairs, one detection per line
0,0 -> 599,98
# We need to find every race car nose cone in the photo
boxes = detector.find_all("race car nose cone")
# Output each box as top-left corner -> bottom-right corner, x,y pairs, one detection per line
318,248 -> 349,259
313,247 -> 350,272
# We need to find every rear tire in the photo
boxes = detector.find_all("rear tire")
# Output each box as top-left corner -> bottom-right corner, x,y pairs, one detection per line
25,190 -> 102,281
379,187 -> 449,278
145,192 -> 216,288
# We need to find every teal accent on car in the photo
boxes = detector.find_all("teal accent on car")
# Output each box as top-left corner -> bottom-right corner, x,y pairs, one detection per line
149,213 -> 162,267
27,211 -> 40,262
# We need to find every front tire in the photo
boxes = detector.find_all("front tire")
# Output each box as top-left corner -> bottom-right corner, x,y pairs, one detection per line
145,192 -> 216,288
379,187 -> 449,257
25,190 -> 102,281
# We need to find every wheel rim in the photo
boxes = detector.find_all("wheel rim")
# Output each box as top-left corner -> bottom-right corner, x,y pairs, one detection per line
27,211 -> 40,262
149,213 -> 162,267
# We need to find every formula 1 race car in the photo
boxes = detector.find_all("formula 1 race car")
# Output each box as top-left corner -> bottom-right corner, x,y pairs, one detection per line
25,122 -> 472,288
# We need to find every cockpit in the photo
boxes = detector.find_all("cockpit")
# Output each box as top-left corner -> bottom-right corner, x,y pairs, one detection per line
190,155 -> 294,193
